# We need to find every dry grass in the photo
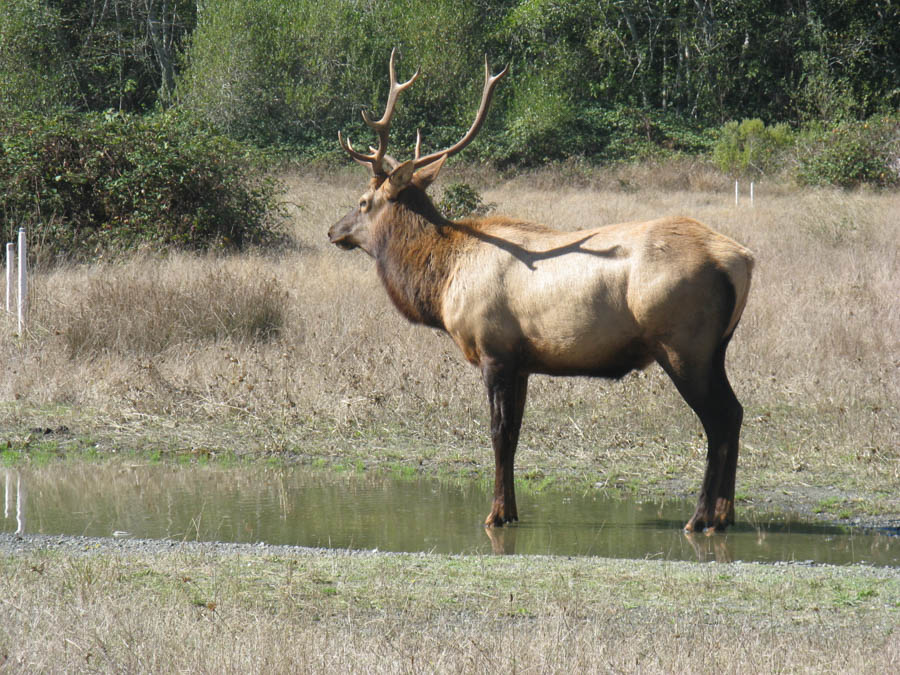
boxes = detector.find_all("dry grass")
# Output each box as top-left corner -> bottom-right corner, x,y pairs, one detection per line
1,161 -> 898,674
1,162 -> 898,513
59,257 -> 286,357
1,542 -> 898,673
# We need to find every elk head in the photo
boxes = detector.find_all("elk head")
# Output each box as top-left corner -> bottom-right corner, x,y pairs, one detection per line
328,49 -> 508,255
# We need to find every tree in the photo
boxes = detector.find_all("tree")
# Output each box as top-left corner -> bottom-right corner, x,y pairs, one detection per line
0,0 -> 72,113
47,0 -> 196,111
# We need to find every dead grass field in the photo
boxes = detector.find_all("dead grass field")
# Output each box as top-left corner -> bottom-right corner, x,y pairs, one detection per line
1,160 -> 898,521
1,160 -> 898,673
1,539 -> 898,673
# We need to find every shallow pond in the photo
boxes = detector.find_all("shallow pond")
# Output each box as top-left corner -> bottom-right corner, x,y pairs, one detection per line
2,464 -> 897,565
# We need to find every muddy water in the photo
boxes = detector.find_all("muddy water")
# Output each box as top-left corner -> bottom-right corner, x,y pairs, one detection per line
2,464 -> 897,565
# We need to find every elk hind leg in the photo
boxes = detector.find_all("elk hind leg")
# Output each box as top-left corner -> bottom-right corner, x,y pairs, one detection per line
657,340 -> 743,532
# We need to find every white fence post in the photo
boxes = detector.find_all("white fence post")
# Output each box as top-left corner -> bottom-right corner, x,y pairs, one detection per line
17,228 -> 27,335
5,242 -> 12,314
750,181 -> 755,207
734,180 -> 739,206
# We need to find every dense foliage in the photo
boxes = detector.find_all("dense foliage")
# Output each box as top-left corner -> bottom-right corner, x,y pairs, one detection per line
0,1 -> 897,259
0,0 -> 196,114
5,1 -> 894,161
0,111 -> 281,261
795,116 -> 900,188
176,0 -> 899,165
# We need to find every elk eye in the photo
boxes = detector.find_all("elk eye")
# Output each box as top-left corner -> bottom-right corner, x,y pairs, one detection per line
359,198 -> 369,212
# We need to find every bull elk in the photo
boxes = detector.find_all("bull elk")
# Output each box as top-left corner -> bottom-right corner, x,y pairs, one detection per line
329,50 -> 754,532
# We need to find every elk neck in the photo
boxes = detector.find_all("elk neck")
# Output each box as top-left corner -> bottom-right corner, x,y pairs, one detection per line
371,188 -> 463,331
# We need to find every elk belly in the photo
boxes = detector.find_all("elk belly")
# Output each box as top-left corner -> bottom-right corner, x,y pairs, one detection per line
442,249 -> 652,378
513,292 -> 652,378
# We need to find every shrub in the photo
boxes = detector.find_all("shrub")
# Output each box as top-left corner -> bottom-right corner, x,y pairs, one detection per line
587,107 -> 714,162
712,119 -> 793,177
437,182 -> 489,220
178,0 -> 494,154
0,110 -> 283,262
795,116 -> 900,188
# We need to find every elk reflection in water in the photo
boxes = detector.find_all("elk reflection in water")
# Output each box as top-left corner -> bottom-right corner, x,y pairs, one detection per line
2,465 -> 896,566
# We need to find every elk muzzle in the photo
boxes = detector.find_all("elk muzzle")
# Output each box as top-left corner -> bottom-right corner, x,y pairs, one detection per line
328,208 -> 361,250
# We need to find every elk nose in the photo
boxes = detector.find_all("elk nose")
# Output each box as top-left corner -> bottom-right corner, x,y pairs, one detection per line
329,209 -> 359,248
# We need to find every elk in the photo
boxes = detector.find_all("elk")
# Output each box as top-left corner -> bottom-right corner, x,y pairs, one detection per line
329,50 -> 754,532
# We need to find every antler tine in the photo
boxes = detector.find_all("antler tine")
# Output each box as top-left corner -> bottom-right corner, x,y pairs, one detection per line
413,55 -> 508,170
338,49 -> 419,175
338,131 -> 377,167
361,48 -> 420,129
356,48 -> 420,174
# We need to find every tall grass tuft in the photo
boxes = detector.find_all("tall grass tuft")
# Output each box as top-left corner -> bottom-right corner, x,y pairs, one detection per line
60,258 -> 286,358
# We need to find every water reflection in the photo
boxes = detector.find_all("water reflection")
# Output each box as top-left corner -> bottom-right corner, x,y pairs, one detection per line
1,464 -> 897,566
3,470 -> 25,535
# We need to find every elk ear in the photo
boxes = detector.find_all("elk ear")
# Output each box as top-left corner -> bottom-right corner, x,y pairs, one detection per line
384,160 -> 415,200
412,154 -> 447,190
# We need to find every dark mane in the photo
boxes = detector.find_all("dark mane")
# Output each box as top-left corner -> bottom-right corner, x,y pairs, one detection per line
372,187 -> 466,329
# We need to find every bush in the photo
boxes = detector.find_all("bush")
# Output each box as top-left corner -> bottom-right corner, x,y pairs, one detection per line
712,119 -> 793,177
587,107 -> 713,162
178,0 -> 495,155
491,73 -> 578,166
795,116 -> 900,188
0,110 -> 283,262
437,182 -> 489,220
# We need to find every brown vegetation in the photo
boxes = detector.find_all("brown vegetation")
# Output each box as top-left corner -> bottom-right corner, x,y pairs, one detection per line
1,541 -> 898,673
1,162 -> 898,519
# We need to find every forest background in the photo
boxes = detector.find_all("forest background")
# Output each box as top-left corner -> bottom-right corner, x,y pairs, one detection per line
1,0 -> 898,256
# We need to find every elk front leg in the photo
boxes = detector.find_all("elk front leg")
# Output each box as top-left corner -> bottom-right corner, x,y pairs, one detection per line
482,361 -> 528,528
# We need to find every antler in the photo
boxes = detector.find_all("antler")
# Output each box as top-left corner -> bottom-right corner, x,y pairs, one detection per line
338,51 -> 508,176
413,55 -> 508,170
338,48 -> 419,176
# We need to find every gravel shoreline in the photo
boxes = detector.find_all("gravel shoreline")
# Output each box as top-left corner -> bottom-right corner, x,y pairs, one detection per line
3,525 -> 898,564
0,531 -> 375,558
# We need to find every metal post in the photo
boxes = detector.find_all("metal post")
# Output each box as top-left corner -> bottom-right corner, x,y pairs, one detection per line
734,180 -> 739,206
750,181 -> 755,207
17,228 -> 26,335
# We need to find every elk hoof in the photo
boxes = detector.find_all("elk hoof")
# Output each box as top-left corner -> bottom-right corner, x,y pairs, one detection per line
714,498 -> 735,527
484,511 -> 517,528
485,497 -> 518,527
684,514 -> 712,533
685,500 -> 735,533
